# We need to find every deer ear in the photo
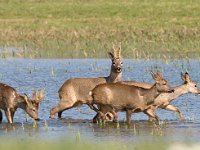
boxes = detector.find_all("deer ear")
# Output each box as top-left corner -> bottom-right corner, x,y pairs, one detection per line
24,94 -> 30,106
181,72 -> 186,81
151,71 -> 156,80
185,72 -> 190,82
108,52 -> 114,59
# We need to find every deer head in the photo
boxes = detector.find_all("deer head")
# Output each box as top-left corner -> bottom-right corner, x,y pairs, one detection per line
108,44 -> 123,73
151,71 -> 174,93
181,72 -> 200,95
23,94 -> 39,120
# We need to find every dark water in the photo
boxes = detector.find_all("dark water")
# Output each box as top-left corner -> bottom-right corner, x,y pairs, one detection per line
0,58 -> 200,144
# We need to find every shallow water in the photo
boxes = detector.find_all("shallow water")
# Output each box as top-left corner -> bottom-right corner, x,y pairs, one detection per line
0,58 -> 200,144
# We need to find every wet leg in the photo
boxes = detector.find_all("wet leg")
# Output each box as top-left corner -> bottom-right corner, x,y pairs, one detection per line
58,111 -> 63,118
126,110 -> 132,125
50,101 -> 74,119
5,108 -> 13,124
164,105 -> 183,121
0,110 -> 3,123
144,108 -> 160,122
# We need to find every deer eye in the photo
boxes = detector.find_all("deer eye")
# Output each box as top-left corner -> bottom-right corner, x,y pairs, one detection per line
121,62 -> 123,65
32,108 -> 36,112
112,62 -> 116,65
195,85 -> 197,87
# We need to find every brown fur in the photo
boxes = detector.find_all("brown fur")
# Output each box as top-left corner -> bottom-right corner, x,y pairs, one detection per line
90,71 -> 174,125
0,83 -> 44,123
50,46 -> 123,118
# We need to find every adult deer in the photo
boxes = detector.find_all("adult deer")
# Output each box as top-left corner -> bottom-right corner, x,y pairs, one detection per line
50,46 -> 123,119
89,71 -> 174,125
0,83 -> 44,123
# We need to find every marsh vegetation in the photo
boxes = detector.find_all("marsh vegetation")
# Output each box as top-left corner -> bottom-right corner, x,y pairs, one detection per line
0,0 -> 200,58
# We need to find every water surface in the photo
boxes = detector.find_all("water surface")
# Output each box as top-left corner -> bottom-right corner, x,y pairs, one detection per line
0,58 -> 200,144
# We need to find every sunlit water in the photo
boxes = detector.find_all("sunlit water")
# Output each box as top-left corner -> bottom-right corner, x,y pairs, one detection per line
0,58 -> 200,144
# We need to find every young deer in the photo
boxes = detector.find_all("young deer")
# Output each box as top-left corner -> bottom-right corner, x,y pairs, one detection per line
100,72 -> 200,122
148,72 -> 200,121
50,46 -> 123,119
92,80 -> 152,123
0,83 -> 44,124
89,71 -> 174,125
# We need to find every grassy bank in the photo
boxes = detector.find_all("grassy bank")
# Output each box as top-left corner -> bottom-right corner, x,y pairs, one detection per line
0,138 -> 169,150
0,0 -> 200,58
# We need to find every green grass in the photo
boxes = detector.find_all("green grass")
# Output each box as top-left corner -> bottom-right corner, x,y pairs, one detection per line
0,137 -> 169,150
0,0 -> 200,58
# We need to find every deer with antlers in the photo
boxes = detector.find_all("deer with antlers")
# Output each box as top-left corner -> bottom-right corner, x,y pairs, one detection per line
0,83 -> 44,124
50,45 -> 123,119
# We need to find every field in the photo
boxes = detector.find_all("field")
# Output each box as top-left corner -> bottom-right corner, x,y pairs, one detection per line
1,1 -> 200,150
0,0 -> 200,58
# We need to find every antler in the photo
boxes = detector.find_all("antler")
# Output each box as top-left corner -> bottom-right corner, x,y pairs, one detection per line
156,71 -> 163,79
112,43 -> 121,59
38,89 -> 45,102
32,89 -> 45,104
32,89 -> 37,101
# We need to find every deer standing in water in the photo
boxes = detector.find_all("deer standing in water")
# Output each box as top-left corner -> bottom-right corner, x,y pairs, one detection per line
98,72 -> 200,122
148,72 -> 200,121
89,71 -> 174,125
0,83 -> 44,123
50,46 -> 123,119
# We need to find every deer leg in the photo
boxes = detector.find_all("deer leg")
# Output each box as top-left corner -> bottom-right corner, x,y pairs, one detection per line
126,110 -> 132,125
93,106 -> 114,123
163,105 -> 183,121
58,111 -> 63,118
147,106 -> 156,122
88,105 -> 107,123
11,111 -> 16,123
50,101 -> 74,119
144,108 -> 160,122
110,111 -> 118,123
5,108 -> 13,124
0,110 -> 3,123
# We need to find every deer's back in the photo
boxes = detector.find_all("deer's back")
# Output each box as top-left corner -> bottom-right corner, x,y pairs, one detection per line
0,83 -> 18,109
92,83 -> 145,110
58,77 -> 107,101
121,81 -> 152,89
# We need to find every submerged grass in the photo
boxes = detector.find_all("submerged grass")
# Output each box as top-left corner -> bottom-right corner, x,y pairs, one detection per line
0,0 -> 200,58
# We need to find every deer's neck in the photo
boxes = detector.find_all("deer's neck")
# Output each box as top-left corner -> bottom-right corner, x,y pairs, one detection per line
168,84 -> 188,102
144,84 -> 160,104
16,95 -> 26,110
107,71 -> 122,83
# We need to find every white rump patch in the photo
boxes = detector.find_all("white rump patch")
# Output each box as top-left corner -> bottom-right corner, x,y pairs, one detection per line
89,91 -> 92,96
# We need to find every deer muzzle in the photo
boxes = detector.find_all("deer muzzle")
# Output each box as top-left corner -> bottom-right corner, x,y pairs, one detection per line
116,67 -> 122,73
35,118 -> 40,121
168,89 -> 175,93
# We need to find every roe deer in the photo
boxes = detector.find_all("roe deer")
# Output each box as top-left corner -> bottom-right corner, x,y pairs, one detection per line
98,72 -> 200,122
89,71 -> 174,125
92,80 -> 152,123
0,83 -> 44,123
50,46 -> 123,119
148,72 -> 200,121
